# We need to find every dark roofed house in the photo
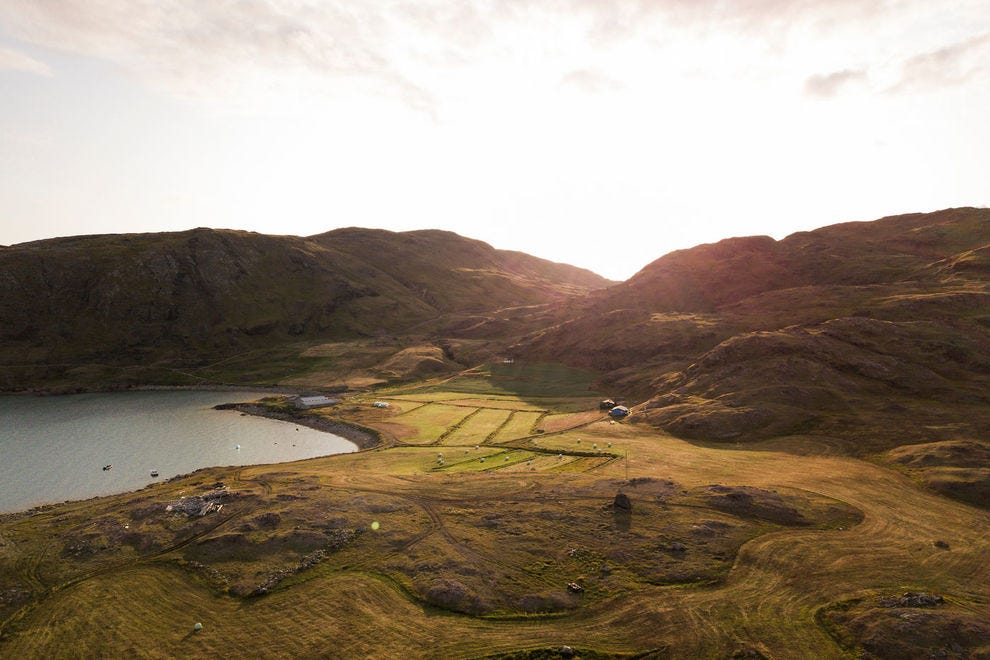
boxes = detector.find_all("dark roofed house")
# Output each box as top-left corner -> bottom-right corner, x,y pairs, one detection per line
608,405 -> 629,418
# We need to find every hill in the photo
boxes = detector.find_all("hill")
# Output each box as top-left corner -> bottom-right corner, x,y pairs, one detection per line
3,208 -> 989,460
0,227 -> 612,390
515,207 -> 990,455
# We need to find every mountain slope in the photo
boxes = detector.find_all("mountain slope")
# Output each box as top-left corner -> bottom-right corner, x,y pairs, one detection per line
514,207 -> 990,454
4,207 -> 988,461
0,227 -> 612,387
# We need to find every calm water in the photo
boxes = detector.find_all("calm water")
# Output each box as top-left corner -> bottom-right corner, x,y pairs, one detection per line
0,391 -> 357,514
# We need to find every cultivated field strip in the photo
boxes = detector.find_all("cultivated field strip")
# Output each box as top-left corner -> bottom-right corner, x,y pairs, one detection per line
390,403 -> 474,445
490,410 -> 543,442
441,408 -> 513,445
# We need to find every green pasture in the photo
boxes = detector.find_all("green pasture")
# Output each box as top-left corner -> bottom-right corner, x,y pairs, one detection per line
441,408 -> 514,445
375,392 -> 543,409
396,363 -> 601,399
491,410 -> 544,442
392,403 -> 475,444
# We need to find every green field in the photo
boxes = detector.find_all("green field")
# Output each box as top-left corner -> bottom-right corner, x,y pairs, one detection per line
491,410 -> 544,442
397,363 -> 602,399
389,403 -> 475,445
441,407 -> 514,445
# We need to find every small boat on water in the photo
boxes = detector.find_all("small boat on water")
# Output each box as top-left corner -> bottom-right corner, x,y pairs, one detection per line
102,464 -> 112,471
150,470 -> 159,477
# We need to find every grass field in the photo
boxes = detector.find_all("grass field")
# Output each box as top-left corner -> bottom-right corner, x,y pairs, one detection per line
2,363 -> 989,658
442,408 -> 514,445
396,363 -> 602,399
388,403 -> 476,445
491,411 -> 544,442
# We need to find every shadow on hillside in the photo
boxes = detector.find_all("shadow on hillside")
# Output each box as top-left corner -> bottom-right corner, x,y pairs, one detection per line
394,362 -> 606,407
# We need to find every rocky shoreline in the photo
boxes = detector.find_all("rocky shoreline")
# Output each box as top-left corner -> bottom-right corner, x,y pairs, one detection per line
223,404 -> 381,451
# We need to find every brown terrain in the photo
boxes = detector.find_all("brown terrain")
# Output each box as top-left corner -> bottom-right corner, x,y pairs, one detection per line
1,207 -> 989,658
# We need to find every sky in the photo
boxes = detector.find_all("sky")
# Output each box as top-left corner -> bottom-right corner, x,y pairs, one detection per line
0,1 -> 988,281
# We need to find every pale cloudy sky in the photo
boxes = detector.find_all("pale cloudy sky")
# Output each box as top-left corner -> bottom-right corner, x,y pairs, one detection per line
1,1 -> 987,280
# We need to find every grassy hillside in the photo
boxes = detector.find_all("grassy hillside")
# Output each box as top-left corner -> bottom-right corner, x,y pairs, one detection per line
515,208 -> 990,458
0,228 -> 612,391
4,202 -> 990,660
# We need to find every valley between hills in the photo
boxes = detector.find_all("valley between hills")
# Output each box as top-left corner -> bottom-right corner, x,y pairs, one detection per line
1,208 -> 989,658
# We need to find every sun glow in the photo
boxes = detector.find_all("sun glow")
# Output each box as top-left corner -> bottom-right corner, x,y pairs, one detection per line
0,1 -> 987,279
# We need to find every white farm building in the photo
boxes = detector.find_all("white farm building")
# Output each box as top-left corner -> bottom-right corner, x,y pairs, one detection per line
292,395 -> 339,410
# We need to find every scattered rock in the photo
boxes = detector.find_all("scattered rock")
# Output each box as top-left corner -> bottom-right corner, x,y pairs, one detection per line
668,542 -> 687,552
0,586 -> 34,608
254,512 -> 281,530
727,646 -> 769,659
165,488 -> 227,517
691,520 -> 732,537
824,596 -> 990,658
933,539 -> 950,549
880,592 -> 944,608
559,645 -> 575,657
566,582 -> 584,593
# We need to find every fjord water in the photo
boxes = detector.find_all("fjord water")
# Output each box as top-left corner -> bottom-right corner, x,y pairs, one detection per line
0,391 -> 357,514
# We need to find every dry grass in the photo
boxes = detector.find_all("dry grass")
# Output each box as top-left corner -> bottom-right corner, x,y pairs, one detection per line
3,372 -> 990,658
538,411 -> 605,433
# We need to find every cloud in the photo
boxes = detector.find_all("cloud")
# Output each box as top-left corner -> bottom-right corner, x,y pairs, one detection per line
1,0 -> 987,116
565,0 -> 890,44
0,1 -> 439,112
560,68 -> 623,94
804,68 -> 867,97
0,46 -> 52,76
889,32 -> 990,93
